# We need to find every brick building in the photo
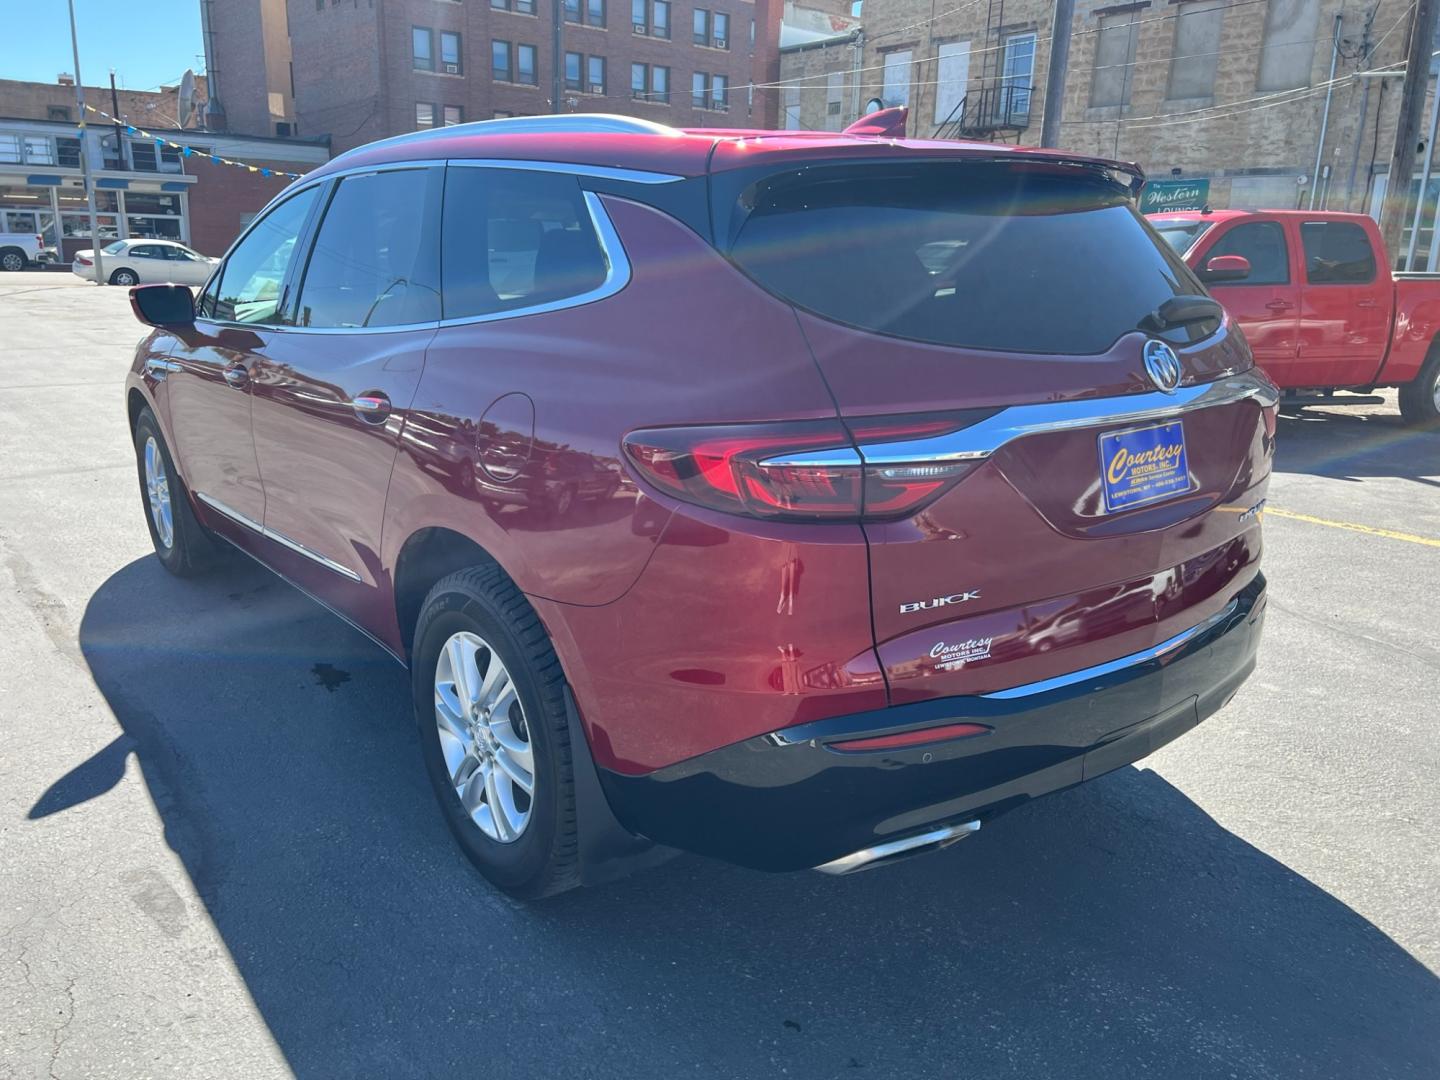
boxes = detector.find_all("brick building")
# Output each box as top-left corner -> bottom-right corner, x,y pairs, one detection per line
777,0 -> 862,131
781,0 -> 1440,262
0,77 -> 329,262
206,0 -> 785,153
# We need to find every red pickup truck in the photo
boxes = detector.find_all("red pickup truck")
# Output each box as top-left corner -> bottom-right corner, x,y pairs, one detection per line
1150,209 -> 1440,426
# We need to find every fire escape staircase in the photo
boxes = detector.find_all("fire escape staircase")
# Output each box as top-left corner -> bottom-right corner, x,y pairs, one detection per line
933,0 -> 1032,142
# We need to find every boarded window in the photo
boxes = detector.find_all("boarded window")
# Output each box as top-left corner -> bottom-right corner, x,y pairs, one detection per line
934,41 -> 970,126
1167,0 -> 1224,99
1257,0 -> 1319,91
1090,13 -> 1139,107
881,50 -> 912,107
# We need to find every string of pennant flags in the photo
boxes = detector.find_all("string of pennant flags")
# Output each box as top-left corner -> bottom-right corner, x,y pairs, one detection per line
81,103 -> 304,181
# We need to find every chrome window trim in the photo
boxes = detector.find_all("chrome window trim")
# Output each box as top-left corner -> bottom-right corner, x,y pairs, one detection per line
436,189 -> 631,328
444,157 -> 683,185
761,370 -> 1279,469
196,492 -> 363,582
981,599 -> 1241,701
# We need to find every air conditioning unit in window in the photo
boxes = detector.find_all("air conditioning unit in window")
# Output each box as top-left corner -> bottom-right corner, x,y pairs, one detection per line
714,37 -> 727,48
633,22 -> 647,33
445,63 -> 460,74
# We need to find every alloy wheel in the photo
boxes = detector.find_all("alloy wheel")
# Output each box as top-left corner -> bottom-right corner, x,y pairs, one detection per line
433,631 -> 535,843
143,436 -> 174,549
1,252 -> 23,272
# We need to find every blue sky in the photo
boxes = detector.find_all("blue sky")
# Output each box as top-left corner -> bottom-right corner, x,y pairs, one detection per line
1,0 -> 204,93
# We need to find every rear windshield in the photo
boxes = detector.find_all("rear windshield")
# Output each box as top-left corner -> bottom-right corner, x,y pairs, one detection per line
725,162 -> 1204,355
1152,218 -> 1214,254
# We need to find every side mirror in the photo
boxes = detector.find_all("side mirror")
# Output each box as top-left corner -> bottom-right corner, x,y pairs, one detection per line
129,283 -> 195,328
1202,254 -> 1251,283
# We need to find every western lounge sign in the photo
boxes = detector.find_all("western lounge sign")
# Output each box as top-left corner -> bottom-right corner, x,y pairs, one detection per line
1139,179 -> 1210,214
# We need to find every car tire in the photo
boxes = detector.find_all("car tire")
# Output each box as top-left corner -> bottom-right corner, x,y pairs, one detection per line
1399,347 -> 1440,429
412,565 -> 581,899
0,247 -> 25,272
109,268 -> 138,286
133,407 -> 220,577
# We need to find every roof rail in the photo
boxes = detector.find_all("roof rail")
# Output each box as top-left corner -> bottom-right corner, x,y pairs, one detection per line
332,113 -> 682,163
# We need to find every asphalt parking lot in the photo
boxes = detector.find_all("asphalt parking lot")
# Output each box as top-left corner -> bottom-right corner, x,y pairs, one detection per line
1,272 -> 1437,1079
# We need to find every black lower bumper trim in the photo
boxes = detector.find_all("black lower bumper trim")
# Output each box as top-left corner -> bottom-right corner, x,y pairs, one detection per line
597,575 -> 1266,872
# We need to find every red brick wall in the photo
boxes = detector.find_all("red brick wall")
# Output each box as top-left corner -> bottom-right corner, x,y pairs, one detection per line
185,155 -> 316,256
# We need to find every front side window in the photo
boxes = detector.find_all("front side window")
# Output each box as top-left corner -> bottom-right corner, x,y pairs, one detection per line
294,169 -> 442,328
724,163 -> 1204,355
207,186 -> 320,324
413,26 -> 434,70
441,167 -> 607,319
1153,218 -> 1214,254
1203,222 -> 1290,285
1300,221 -> 1376,284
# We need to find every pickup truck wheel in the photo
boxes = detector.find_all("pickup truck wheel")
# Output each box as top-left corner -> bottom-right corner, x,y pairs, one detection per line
0,247 -> 25,272
412,565 -> 581,899
1399,350 -> 1440,428
133,408 -> 220,576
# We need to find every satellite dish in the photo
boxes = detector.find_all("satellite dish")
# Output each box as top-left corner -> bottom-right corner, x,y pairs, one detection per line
178,69 -> 196,129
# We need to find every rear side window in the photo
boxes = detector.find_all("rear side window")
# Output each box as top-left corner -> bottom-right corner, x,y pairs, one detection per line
1205,222 -> 1289,285
294,167 -> 442,328
1300,221 -> 1376,284
724,163 -> 1202,355
441,166 -> 607,320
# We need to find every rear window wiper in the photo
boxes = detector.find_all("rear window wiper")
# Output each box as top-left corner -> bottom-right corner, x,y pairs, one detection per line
1138,295 -> 1222,335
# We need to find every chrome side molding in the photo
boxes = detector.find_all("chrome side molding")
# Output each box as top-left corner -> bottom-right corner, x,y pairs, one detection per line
814,820 -> 981,875
195,492 -> 363,583
765,370 -> 1279,470
982,598 -> 1241,701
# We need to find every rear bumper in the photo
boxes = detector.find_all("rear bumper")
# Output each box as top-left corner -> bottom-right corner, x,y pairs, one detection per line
598,574 -> 1266,872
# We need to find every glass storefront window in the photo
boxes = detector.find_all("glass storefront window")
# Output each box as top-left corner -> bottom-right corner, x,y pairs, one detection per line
61,214 -> 119,240
126,215 -> 182,240
123,192 -> 181,216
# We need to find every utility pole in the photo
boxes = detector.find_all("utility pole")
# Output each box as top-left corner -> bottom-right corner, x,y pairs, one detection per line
1040,0 -> 1075,148
1381,0 -> 1440,262
551,0 -> 564,114
109,71 -> 125,169
66,0 -> 103,284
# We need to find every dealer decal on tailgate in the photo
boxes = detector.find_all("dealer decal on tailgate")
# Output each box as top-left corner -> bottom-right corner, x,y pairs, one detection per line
1098,420 -> 1193,512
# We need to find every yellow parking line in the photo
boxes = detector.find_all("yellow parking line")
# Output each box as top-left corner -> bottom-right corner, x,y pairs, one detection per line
1264,507 -> 1440,548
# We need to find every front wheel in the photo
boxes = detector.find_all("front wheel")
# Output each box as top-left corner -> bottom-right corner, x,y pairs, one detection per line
133,408 -> 219,576
109,267 -> 137,286
1399,350 -> 1440,429
0,248 -> 25,272
412,565 -> 581,899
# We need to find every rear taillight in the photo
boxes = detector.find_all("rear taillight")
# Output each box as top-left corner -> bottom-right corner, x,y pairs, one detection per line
76,254 -> 92,266
622,414 -> 986,523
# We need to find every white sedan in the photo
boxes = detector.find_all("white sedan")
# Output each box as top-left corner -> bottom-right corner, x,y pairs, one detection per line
72,239 -> 219,287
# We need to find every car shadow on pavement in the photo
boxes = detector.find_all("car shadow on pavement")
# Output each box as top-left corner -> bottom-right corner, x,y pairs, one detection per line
50,555 -> 1440,1080
1273,409 -> 1440,487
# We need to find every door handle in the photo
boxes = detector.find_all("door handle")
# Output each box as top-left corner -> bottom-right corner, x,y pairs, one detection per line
144,358 -> 182,378
352,392 -> 392,424
1265,300 -> 1293,312
222,362 -> 249,388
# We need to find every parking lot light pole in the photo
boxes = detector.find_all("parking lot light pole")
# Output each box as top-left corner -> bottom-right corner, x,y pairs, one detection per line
67,0 -> 104,284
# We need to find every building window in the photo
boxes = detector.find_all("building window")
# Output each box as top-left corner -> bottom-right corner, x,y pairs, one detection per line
493,0 -> 536,11
632,63 -> 669,102
880,49 -> 911,108
494,41 -> 536,84
416,102 -> 436,128
47,106 -> 71,121
632,0 -> 646,32
440,31 -> 462,74
0,135 -> 21,164
444,104 -> 464,126
128,139 -> 182,173
24,136 -> 55,165
693,8 -> 710,45
57,136 -> 81,168
1167,0 -> 1224,100
588,55 -> 606,93
1000,32 -> 1035,120
494,110 -> 515,118
585,0 -> 605,27
692,72 -> 728,111
783,86 -> 800,128
492,39 -> 512,81
1090,14 -> 1138,107
1258,0 -> 1319,91
654,0 -> 670,38
826,71 -> 845,129
125,192 -> 185,241
518,43 -> 538,83
413,26 -> 434,71
566,51 -> 583,90
933,41 -> 969,127
713,12 -> 729,49
564,0 -> 580,22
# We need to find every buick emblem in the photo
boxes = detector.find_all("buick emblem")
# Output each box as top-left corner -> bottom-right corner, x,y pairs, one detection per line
1143,339 -> 1183,394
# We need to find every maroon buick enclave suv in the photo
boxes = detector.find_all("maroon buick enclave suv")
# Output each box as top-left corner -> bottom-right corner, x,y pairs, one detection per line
124,113 -> 1275,897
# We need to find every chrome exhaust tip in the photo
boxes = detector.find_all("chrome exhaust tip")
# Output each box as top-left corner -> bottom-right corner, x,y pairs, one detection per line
813,820 -> 981,876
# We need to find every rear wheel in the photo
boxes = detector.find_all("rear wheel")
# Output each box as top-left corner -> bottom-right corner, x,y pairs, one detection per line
412,565 -> 580,899
0,247 -> 26,272
109,267 -> 138,286
133,408 -> 219,576
1399,349 -> 1440,428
